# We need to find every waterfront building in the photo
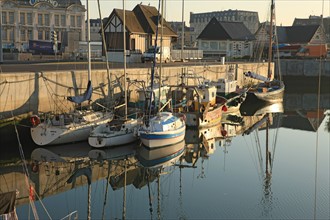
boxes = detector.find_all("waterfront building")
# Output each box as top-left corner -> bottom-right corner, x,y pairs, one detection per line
197,17 -> 255,58
293,15 -> 330,43
168,21 -> 195,48
190,10 -> 259,45
255,23 -> 327,58
0,0 -> 86,52
101,4 -> 177,62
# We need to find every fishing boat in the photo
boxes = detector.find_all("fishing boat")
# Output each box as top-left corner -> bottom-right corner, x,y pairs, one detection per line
88,5 -> 139,148
184,80 -> 227,127
213,78 -> 247,113
243,0 -> 285,103
30,2 -> 113,146
138,2 -> 186,149
210,66 -> 247,113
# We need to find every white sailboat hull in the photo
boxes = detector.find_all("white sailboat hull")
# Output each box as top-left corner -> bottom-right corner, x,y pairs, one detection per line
139,112 -> 186,149
140,128 -> 185,149
253,81 -> 285,103
31,112 -> 113,146
88,132 -> 137,148
88,119 -> 139,148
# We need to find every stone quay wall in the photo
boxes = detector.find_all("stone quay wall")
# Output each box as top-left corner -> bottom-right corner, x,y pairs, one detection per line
0,62 -> 271,122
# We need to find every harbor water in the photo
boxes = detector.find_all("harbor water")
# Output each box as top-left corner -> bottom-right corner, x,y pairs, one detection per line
0,77 -> 329,219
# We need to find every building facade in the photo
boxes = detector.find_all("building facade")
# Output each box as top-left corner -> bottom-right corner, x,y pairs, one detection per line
293,15 -> 330,43
197,18 -> 255,58
102,4 -> 177,62
190,10 -> 259,45
1,0 -> 85,52
168,21 -> 194,48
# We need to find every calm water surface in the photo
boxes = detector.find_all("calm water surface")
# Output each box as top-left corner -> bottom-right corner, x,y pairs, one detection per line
1,87 -> 329,220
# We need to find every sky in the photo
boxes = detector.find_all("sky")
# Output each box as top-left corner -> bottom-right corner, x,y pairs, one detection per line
84,0 -> 329,26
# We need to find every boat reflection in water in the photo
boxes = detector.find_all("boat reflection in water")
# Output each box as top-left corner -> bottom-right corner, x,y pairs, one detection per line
137,141 -> 185,168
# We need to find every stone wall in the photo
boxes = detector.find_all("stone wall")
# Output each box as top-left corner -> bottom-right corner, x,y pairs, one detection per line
279,60 -> 330,77
0,63 -> 270,122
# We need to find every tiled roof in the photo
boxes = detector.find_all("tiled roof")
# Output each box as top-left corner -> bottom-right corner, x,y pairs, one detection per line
258,24 -> 320,44
285,25 -> 320,43
114,9 -> 145,34
104,4 -> 177,37
197,17 -> 255,41
132,4 -> 177,36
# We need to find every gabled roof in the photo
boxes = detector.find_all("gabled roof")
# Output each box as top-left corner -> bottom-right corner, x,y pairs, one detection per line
104,4 -> 177,37
284,25 -> 320,43
197,17 -> 255,41
113,9 -> 145,34
132,4 -> 177,37
257,24 -> 321,44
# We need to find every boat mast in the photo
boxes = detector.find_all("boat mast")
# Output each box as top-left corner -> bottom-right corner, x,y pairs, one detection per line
265,116 -> 270,175
87,0 -> 91,81
97,0 -> 112,105
122,159 -> 127,219
267,0 -> 275,79
158,0 -> 164,111
148,0 -> 161,119
123,0 -> 127,120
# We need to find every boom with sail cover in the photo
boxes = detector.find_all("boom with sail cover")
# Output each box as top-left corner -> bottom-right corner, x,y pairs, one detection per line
67,80 -> 93,104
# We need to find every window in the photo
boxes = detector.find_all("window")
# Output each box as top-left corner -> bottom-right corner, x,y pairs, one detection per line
201,41 -> 209,50
61,15 -> 66,26
20,29 -> 26,41
131,39 -> 136,50
20,12 -> 25,25
44,14 -> 49,26
45,31 -> 50,40
2,29 -> 7,40
9,12 -> 14,24
28,30 -> 33,40
219,42 -> 226,50
38,30 -> 43,40
9,29 -> 14,41
210,41 -> 218,50
38,14 -> 43,25
27,13 -> 32,25
77,16 -> 81,27
55,15 -> 60,26
70,15 -> 75,27
2,12 -> 7,24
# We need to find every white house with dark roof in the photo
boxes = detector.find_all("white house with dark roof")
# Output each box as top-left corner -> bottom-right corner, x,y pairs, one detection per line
197,17 -> 255,58
101,4 -> 177,62
255,23 -> 327,58
256,24 -> 326,46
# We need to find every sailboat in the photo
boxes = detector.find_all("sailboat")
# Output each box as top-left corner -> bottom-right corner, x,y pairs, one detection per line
88,2 -> 139,148
138,0 -> 186,149
30,1 -> 113,146
244,0 -> 285,103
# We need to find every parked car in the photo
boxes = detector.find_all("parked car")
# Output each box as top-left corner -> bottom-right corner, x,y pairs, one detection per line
141,46 -> 171,63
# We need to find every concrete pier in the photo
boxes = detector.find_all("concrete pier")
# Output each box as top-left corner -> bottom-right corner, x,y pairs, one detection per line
0,62 -> 271,122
